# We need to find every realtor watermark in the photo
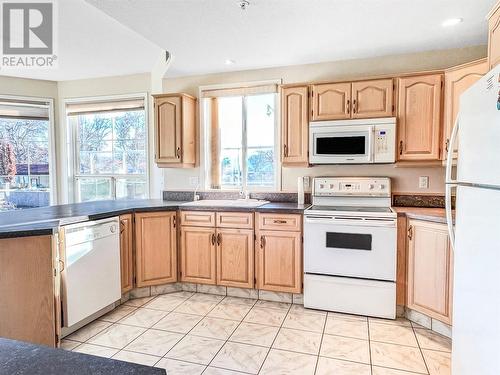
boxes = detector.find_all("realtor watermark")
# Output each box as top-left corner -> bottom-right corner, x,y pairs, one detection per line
1,0 -> 57,69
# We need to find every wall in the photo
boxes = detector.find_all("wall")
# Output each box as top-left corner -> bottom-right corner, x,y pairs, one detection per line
162,45 -> 487,194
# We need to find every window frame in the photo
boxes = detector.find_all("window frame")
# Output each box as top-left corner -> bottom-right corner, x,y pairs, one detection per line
199,80 -> 282,192
65,93 -> 150,202
0,94 -> 57,205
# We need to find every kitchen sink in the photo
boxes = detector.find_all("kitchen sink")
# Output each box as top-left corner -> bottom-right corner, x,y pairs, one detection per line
181,199 -> 270,208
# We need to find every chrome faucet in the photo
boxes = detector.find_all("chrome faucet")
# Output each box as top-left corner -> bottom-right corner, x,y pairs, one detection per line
193,184 -> 200,201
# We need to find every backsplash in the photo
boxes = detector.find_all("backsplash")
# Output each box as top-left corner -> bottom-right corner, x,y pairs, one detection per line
392,194 -> 447,208
163,190 -> 311,204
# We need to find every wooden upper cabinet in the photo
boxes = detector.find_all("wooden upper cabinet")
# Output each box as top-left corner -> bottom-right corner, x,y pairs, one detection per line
407,219 -> 453,324
255,230 -> 302,293
216,228 -> 254,289
397,74 -> 443,161
281,85 -> 309,166
135,211 -> 177,287
488,2 -> 500,69
351,79 -> 394,119
154,93 -> 196,167
443,59 -> 488,161
311,82 -> 351,121
119,214 -> 134,293
179,226 -> 217,285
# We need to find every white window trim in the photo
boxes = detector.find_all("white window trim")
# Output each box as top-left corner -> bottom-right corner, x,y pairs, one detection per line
198,79 -> 282,192
0,94 -> 57,205
64,93 -> 150,202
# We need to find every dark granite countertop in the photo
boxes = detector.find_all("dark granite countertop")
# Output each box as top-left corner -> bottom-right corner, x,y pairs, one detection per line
0,199 -> 309,239
0,338 -> 166,375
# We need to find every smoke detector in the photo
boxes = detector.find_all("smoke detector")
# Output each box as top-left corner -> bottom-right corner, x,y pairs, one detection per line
238,0 -> 250,10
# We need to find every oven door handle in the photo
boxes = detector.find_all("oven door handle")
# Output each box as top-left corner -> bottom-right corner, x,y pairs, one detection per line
304,216 -> 396,227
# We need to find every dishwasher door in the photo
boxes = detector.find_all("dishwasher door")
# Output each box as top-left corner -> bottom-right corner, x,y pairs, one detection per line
62,217 -> 121,328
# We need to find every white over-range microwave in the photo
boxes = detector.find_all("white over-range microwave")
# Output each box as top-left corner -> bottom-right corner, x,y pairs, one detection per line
309,117 -> 396,164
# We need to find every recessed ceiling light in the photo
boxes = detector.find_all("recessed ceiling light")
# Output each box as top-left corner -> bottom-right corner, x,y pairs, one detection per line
225,59 -> 235,65
442,18 -> 463,27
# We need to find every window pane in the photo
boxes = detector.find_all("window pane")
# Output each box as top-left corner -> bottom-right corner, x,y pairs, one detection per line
116,178 -> 147,200
218,97 -> 243,189
0,117 -> 51,210
246,94 -> 276,188
77,178 -> 112,202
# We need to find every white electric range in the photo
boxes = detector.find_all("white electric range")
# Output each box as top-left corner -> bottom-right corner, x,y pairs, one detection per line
303,177 -> 397,319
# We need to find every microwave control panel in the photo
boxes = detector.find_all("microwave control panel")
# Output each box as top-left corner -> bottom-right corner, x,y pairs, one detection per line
373,124 -> 396,163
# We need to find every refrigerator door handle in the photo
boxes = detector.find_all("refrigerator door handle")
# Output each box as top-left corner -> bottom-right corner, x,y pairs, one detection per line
445,114 -> 459,250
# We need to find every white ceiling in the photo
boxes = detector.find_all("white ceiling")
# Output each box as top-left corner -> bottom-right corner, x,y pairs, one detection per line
1,0 -> 161,81
85,0 -> 496,78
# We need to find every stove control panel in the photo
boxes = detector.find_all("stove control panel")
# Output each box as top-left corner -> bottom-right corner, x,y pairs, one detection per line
313,177 -> 391,197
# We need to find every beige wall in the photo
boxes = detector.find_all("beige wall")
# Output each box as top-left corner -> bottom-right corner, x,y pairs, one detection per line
162,45 -> 487,194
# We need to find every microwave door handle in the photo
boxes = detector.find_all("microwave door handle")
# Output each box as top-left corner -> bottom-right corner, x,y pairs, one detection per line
367,126 -> 374,162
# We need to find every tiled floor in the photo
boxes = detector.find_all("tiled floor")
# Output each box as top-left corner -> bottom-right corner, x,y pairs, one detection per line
61,292 -> 452,375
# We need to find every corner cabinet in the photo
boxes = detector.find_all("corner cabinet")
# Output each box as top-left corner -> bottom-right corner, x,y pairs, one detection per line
281,85 -> 309,166
488,2 -> 500,69
153,93 -> 196,168
119,214 -> 134,293
255,213 -> 302,293
443,59 -> 488,161
407,219 -> 453,324
397,74 -> 443,161
134,211 -> 178,287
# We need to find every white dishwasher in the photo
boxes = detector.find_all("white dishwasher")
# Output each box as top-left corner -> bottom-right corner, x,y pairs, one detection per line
61,217 -> 121,329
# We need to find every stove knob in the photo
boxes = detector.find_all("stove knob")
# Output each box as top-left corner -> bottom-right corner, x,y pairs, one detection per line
320,184 -> 325,189
379,184 -> 385,190
368,184 -> 374,190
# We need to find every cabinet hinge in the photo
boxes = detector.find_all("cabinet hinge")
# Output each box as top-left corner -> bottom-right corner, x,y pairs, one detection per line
173,216 -> 176,228
254,277 -> 257,285
392,104 -> 395,112
311,109 -> 313,116
254,234 -> 257,241
301,236 -> 304,243
441,80 -> 444,88
133,276 -> 137,284
180,271 -> 183,277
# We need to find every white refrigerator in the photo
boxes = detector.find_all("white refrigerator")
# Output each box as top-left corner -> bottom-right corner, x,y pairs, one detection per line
446,64 -> 500,375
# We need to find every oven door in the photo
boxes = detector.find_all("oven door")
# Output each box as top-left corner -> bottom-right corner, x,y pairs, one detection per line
304,215 -> 397,281
309,124 -> 374,164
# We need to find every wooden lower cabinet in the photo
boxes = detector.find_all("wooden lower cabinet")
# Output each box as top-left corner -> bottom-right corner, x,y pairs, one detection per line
119,214 -> 134,293
255,230 -> 302,293
407,219 -> 453,324
180,226 -> 217,284
216,228 -> 254,288
135,211 -> 177,287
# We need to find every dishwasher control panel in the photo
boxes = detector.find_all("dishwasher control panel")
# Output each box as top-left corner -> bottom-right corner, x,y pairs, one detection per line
313,177 -> 391,197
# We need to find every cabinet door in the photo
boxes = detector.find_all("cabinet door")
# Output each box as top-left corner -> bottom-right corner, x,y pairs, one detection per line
443,59 -> 488,161
407,220 -> 453,324
119,214 -> 134,293
397,74 -> 443,161
281,85 -> 309,166
216,228 -> 254,288
135,212 -> 177,287
488,3 -> 500,69
311,82 -> 351,121
155,96 -> 182,164
180,226 -> 216,285
255,230 -> 302,293
351,79 -> 394,119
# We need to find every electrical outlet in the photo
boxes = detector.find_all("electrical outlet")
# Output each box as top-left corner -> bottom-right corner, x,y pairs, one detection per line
189,176 -> 199,187
419,176 -> 429,189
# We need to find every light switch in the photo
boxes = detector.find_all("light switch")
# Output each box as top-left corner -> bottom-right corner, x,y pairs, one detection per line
419,176 -> 429,189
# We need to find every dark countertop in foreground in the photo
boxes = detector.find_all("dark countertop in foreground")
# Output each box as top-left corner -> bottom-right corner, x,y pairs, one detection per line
0,338 -> 166,375
0,199 -> 310,238
393,207 -> 451,224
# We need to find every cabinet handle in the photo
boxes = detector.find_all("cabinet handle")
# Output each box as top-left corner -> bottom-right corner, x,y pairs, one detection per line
407,225 -> 413,240
176,147 -> 181,159
346,99 -> 350,114
217,233 -> 222,246
273,219 -> 287,224
283,144 -> 288,157
445,139 -> 449,153
260,235 -> 266,249
353,99 -> 357,114
211,233 -> 216,245
399,140 -> 404,155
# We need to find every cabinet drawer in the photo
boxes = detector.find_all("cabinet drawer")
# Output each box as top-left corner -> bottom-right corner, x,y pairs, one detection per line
256,213 -> 302,232
180,211 -> 215,227
216,212 -> 254,229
